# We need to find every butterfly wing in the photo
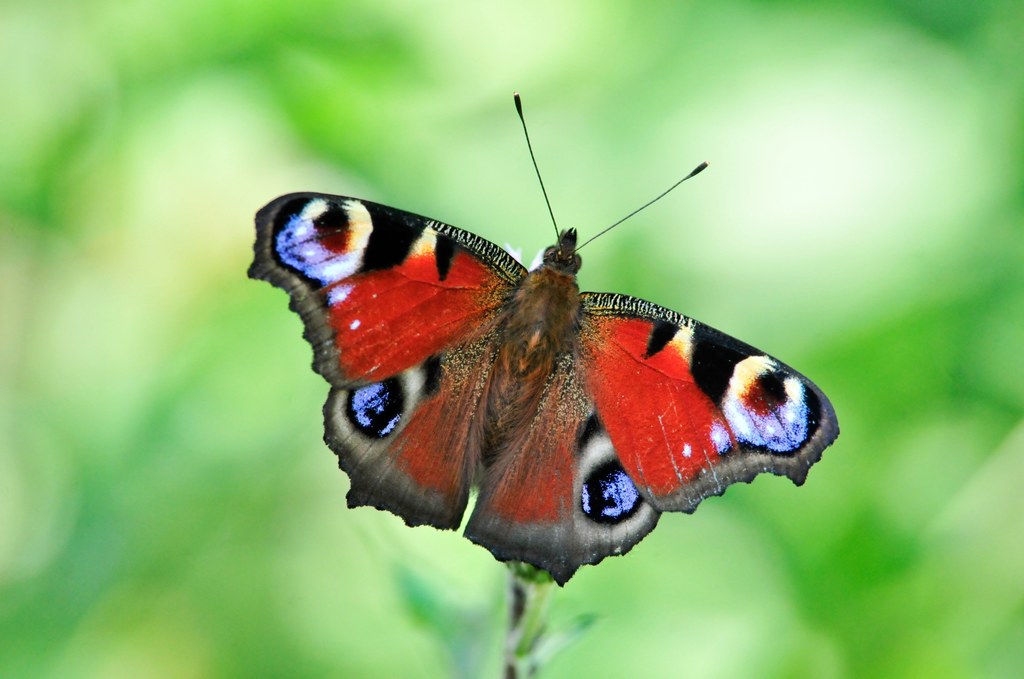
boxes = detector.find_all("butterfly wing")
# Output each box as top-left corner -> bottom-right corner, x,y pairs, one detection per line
468,288 -> 837,585
251,193 -> 525,385
578,292 -> 839,513
250,193 -> 527,528
463,358 -> 660,585
252,194 -> 839,583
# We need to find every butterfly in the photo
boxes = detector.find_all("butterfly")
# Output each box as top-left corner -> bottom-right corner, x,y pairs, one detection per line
249,189 -> 839,585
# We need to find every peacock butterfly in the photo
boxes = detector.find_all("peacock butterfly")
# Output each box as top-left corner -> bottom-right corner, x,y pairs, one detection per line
249,118 -> 839,585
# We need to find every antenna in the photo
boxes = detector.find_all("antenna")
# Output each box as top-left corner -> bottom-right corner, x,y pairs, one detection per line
514,92 -> 561,243
576,161 -> 709,251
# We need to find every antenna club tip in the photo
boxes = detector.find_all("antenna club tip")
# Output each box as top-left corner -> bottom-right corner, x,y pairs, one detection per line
514,92 -> 523,114
684,160 -> 709,180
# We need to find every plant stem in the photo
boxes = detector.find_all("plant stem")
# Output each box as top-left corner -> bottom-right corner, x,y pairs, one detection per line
503,562 -> 555,679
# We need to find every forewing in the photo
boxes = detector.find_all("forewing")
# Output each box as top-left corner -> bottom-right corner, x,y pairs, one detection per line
579,292 -> 839,513
249,193 -> 526,386
250,194 -> 525,529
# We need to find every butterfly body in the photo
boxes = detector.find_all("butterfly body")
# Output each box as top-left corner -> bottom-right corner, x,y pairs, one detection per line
250,193 -> 838,584
481,232 -> 580,460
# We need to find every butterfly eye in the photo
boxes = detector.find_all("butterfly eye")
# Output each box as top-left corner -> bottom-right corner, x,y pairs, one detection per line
346,378 -> 404,438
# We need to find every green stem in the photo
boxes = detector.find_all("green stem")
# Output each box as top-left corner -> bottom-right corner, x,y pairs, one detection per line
503,563 -> 555,679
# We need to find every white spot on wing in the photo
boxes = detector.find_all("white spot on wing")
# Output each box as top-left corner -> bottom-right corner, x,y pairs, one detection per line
301,198 -> 329,221
411,229 -> 438,257
342,200 -> 374,245
327,284 -> 353,305
710,421 -> 732,453
316,259 -> 358,283
669,324 -> 696,362
350,319 -> 361,330
732,355 -> 776,392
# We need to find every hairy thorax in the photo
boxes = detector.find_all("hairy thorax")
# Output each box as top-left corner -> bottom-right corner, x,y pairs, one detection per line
479,266 -> 581,462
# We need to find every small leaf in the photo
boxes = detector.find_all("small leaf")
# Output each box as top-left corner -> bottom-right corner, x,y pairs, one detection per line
532,614 -> 598,667
394,564 -> 459,641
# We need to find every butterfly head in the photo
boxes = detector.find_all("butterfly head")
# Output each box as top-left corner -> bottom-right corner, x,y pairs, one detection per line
543,228 -> 581,274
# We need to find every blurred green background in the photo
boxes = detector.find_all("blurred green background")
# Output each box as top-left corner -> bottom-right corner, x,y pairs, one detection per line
2,0 -> 1022,677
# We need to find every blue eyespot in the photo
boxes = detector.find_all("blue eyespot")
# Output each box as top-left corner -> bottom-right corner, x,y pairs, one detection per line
724,376 -> 809,453
346,379 -> 403,438
275,210 -> 360,285
581,462 -> 641,524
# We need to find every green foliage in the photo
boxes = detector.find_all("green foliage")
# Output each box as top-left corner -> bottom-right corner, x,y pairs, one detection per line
1,0 -> 1022,677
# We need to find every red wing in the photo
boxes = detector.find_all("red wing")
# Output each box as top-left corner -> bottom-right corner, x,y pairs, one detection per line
251,194 -> 526,530
465,361 -> 659,586
323,338 -> 496,530
578,292 -> 839,513
249,193 -> 526,387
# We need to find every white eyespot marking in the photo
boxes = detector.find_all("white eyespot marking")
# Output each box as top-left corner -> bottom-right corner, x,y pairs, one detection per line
327,283 -> 353,305
349,319 -> 361,330
732,355 -> 776,392
301,198 -> 329,222
682,443 -> 693,458
710,421 -> 732,453
342,200 -> 374,244
316,259 -> 355,284
669,324 -> 696,363
411,229 -> 438,258
289,221 -> 312,241
722,365 -> 810,453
